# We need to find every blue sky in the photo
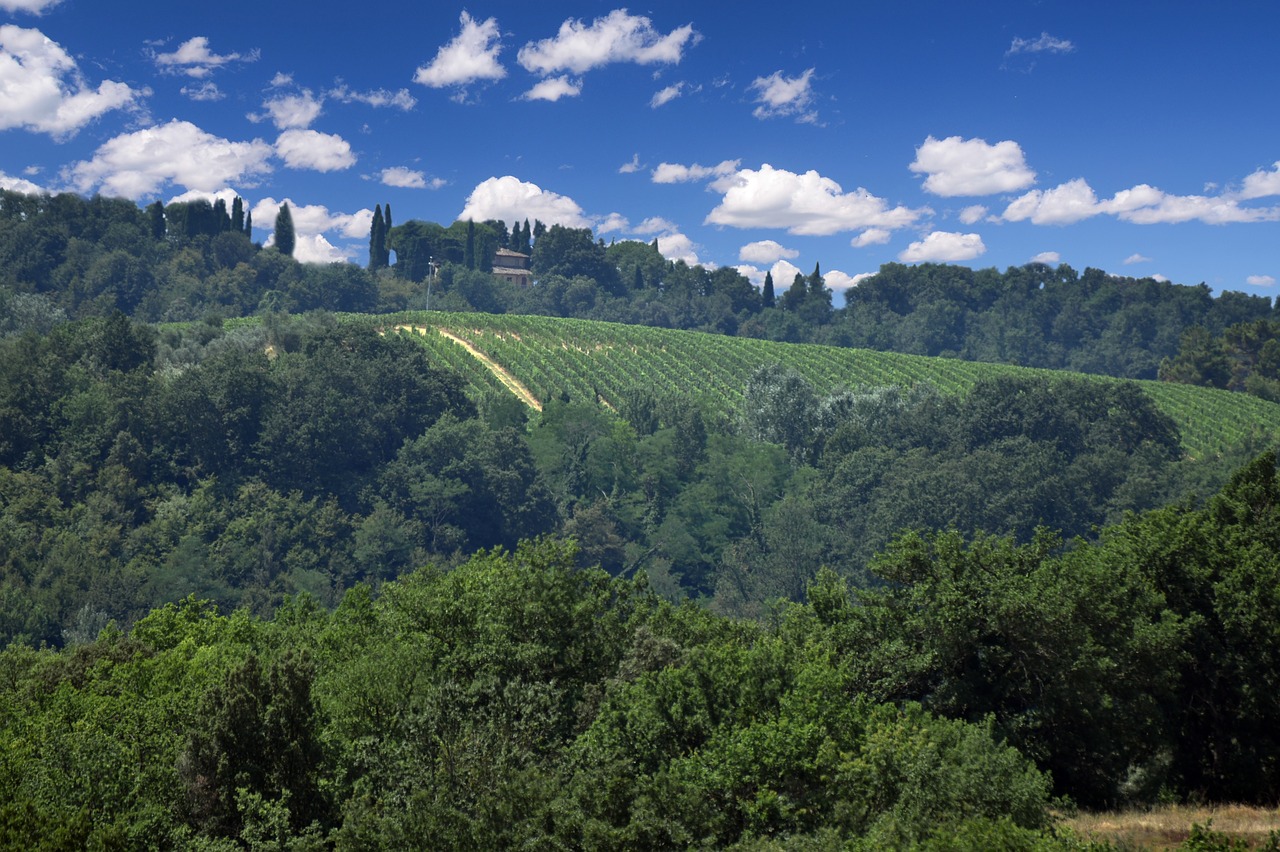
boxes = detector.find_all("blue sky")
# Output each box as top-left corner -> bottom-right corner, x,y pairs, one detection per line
2,0 -> 1278,305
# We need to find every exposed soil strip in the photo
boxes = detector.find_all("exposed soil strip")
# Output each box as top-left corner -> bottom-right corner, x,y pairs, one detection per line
395,325 -> 542,411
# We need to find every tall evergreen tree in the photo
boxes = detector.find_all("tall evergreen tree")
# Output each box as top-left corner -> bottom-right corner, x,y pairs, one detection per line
521,218 -> 532,252
384,204 -> 392,232
147,200 -> 166,240
762,270 -> 776,308
231,197 -> 245,233
244,208 -> 252,238
274,203 -> 295,257
781,273 -> 807,311
464,219 -> 476,270
369,205 -> 386,270
213,198 -> 230,232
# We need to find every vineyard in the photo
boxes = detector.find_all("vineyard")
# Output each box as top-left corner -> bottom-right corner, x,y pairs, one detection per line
355,311 -> 1280,460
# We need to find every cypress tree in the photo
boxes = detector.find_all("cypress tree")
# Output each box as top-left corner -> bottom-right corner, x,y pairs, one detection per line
384,204 -> 392,231
521,218 -> 532,252
147,201 -> 165,240
274,202 -> 295,257
369,204 -> 386,270
231,197 -> 245,233
244,208 -> 252,238
464,219 -> 476,270
762,271 -> 776,308
213,197 -> 230,232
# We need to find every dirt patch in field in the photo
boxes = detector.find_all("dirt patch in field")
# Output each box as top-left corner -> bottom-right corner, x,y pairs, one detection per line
1063,804 -> 1280,849
433,328 -> 542,411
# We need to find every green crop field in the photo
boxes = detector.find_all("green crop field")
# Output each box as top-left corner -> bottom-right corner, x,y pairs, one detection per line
352,311 -> 1280,460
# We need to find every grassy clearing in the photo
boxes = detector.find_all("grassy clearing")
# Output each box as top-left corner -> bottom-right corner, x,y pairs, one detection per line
1063,805 -> 1280,849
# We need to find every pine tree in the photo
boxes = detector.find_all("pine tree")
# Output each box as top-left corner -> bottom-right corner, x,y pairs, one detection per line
762,271 -> 776,308
274,203 -> 295,257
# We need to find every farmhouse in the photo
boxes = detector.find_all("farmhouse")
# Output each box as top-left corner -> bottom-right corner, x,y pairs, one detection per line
492,248 -> 532,287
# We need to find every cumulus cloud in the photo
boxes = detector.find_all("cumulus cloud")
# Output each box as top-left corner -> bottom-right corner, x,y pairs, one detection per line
1247,274 -> 1276,287
274,129 -> 356,172
958,204 -> 989,225
1030,251 -> 1061,264
0,25 -> 144,138
706,163 -> 924,236
517,9 -> 699,76
749,68 -> 817,122
651,159 -> 739,184
618,153 -> 642,174
825,270 -> 874,294
850,228 -> 891,248
166,186 -> 241,208
910,135 -> 1036,196
252,196 -> 373,262
414,12 -> 506,95
1241,162 -> 1280,199
379,167 -> 428,189
253,89 -> 323,129
0,169 -> 45,193
655,231 -> 701,265
458,176 -> 592,229
1003,178 -> 1280,225
522,75 -> 581,101
327,84 -> 416,111
66,119 -> 274,198
153,36 -> 256,78
1006,33 -> 1075,55
596,212 -> 630,233
898,231 -> 986,263
739,239 -> 798,264
1123,253 -> 1152,264
0,0 -> 63,12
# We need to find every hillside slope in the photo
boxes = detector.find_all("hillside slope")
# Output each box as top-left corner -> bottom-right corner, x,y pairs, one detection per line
359,311 -> 1280,460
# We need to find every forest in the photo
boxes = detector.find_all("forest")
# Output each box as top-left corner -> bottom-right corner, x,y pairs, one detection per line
2,188 -> 1280,849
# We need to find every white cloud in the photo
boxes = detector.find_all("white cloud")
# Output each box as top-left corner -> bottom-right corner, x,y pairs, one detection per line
1241,162 -> 1280,199
379,167 -> 427,188
414,12 -> 506,92
254,89 -> 323,129
618,153 -> 642,174
706,163 -> 925,236
166,186 -> 241,209
1030,251 -> 1061,264
739,239 -> 798,264
252,197 -> 373,262
1007,33 -> 1075,55
458,176 -> 592,229
749,68 -> 816,122
1123,253 -> 1152,264
0,0 -> 62,12
850,228 -> 891,248
650,82 -> 686,107
0,25 -> 144,138
327,84 -> 416,111
958,204 -> 988,224
522,75 -> 581,101
1006,178 -> 1280,226
825,270 -> 874,293
66,119 -> 274,198
655,231 -> 701,265
651,159 -> 739,184
181,82 -> 223,101
1247,274 -> 1276,287
596,212 -> 630,233
274,129 -> 355,172
153,36 -> 255,78
910,135 -> 1036,196
898,231 -> 986,263
0,169 -> 44,193
517,9 -> 699,76
634,216 -> 678,235
1150,273 -> 1170,282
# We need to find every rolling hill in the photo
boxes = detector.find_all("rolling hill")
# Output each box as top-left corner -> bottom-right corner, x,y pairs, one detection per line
341,310 -> 1280,460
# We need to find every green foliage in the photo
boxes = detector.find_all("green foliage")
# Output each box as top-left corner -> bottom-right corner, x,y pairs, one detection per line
273,203 -> 295,257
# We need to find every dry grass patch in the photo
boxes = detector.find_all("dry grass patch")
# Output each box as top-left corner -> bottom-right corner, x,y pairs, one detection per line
1063,804 -> 1280,849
